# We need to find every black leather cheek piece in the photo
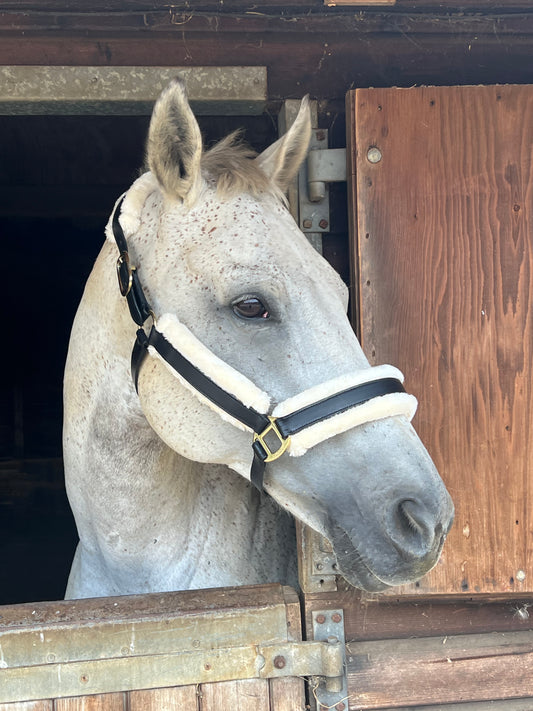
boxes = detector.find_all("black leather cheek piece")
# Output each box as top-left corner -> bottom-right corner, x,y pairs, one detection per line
127,271 -> 154,327
131,329 -> 150,392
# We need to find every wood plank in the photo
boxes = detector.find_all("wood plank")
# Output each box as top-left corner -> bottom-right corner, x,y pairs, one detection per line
55,694 -> 124,711
0,19 -> 531,103
346,631 -> 533,708
385,701 -> 533,711
0,583 -> 290,628
268,586 -> 306,711
350,84 -> 533,596
128,687 -> 198,710
0,703 -> 53,711
199,679 -> 270,711
269,678 -> 306,711
304,588 -> 533,641
326,0 -> 397,5
0,1 -> 531,11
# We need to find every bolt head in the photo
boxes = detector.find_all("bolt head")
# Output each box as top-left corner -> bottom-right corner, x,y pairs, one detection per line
316,613 -> 326,624
367,146 -> 382,163
273,655 -> 286,669
319,219 -> 329,229
302,218 -> 313,229
335,703 -> 346,711
332,613 -> 342,624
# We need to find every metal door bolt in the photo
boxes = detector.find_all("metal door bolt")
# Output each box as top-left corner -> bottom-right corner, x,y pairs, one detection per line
367,146 -> 382,163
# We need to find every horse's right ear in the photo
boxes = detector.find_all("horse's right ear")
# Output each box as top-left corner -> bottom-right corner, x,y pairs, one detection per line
146,78 -> 203,203
255,95 -> 311,192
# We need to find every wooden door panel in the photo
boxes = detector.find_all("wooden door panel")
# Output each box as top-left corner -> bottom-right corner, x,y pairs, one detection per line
0,585 -> 304,709
128,687 -> 198,710
348,85 -> 533,595
345,630 -> 533,709
55,695 -> 125,711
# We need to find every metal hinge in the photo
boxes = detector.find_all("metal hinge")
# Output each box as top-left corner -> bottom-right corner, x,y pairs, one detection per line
299,129 -> 347,235
312,609 -> 349,710
0,638 -> 345,704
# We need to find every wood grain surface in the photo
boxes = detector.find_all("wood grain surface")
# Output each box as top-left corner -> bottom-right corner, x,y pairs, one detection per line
346,630 -> 533,708
349,85 -> 533,595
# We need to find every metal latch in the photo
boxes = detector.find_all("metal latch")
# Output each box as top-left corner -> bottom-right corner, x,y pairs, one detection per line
0,639 -> 345,704
299,127 -> 347,234
308,147 -> 347,202
312,609 -> 349,710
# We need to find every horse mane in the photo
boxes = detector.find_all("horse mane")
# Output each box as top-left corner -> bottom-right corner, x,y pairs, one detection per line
201,131 -> 286,203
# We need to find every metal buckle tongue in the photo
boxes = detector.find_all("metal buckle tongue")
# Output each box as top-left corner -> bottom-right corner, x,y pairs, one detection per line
116,251 -> 134,297
253,416 -> 291,462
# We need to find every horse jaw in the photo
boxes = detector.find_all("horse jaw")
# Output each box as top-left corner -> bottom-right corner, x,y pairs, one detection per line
264,415 -> 454,592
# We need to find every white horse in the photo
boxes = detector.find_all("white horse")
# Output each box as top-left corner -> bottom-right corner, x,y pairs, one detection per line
63,79 -> 453,599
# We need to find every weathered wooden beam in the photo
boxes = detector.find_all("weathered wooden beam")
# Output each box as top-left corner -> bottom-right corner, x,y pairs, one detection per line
346,631 -> 533,708
0,10 -> 532,34
303,587 -> 533,642
0,66 -> 267,115
0,33 -> 531,103
0,1 -> 531,11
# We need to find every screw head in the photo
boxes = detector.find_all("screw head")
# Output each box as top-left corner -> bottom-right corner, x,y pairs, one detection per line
273,655 -> 286,669
332,612 -> 342,624
316,613 -> 326,624
335,703 -> 346,711
367,146 -> 382,163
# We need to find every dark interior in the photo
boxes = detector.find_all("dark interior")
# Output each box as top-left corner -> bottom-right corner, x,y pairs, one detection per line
0,112 -> 285,604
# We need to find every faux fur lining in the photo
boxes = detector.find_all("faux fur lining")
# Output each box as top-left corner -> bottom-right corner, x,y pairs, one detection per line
105,172 -> 159,243
271,366 -> 417,457
272,365 -> 405,418
287,392 -> 418,457
145,313 -> 417,453
148,313 -> 271,431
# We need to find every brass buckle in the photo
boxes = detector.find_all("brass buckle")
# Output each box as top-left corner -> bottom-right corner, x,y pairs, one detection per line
254,416 -> 291,462
116,251 -> 134,297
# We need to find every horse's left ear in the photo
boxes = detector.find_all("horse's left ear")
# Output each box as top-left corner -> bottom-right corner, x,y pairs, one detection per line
146,78 -> 203,202
255,96 -> 311,191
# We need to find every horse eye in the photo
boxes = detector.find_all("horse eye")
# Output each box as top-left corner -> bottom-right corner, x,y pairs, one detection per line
232,296 -> 270,320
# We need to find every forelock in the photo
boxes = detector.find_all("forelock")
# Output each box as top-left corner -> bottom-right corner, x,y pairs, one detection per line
201,131 -> 286,204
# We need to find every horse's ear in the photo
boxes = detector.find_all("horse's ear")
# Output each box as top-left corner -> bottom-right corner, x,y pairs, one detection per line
255,96 -> 311,191
146,78 -> 203,202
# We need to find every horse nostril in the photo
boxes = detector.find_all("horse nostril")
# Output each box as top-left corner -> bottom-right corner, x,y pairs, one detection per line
391,498 -> 436,560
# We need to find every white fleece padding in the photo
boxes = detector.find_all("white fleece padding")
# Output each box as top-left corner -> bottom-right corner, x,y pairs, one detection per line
147,312 -> 271,431
285,392 -> 417,457
272,365 -> 405,418
271,365 -> 417,457
105,172 -> 159,242
146,315 -> 416,452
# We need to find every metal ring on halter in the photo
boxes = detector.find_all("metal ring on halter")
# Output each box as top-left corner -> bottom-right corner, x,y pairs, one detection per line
253,416 -> 291,462
116,252 -> 134,297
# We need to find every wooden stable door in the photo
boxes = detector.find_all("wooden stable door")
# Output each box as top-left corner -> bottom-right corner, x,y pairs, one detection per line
348,84 -> 533,595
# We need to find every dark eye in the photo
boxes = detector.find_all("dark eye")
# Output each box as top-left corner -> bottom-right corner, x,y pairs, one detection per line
232,295 -> 270,320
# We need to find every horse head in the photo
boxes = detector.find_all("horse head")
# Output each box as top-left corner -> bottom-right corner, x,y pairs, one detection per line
107,78 -> 454,592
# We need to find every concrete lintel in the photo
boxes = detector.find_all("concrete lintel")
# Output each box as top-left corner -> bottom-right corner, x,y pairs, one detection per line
0,66 -> 267,115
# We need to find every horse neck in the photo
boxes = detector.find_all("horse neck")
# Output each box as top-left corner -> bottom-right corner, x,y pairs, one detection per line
65,241 -> 296,593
